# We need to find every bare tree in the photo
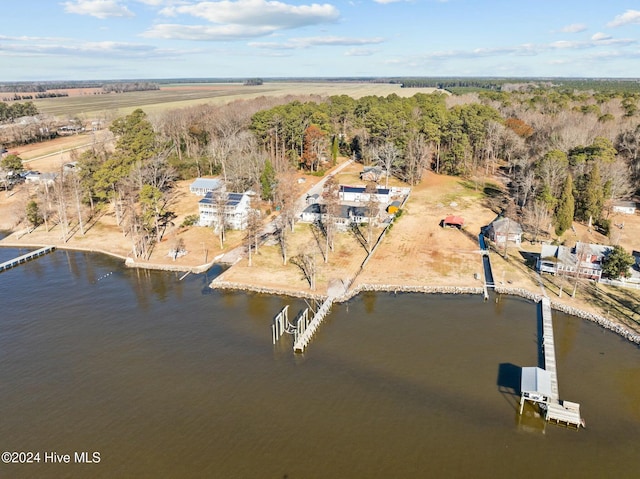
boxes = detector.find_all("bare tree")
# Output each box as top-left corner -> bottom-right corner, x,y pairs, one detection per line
524,200 -> 551,242
365,183 -> 380,252
291,248 -> 316,290
375,142 -> 400,189
403,134 -> 432,185
321,175 -> 340,262
244,200 -> 262,267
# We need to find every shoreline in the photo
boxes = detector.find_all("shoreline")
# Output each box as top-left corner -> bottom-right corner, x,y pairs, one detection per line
3,241 -> 639,346
0,239 -> 220,274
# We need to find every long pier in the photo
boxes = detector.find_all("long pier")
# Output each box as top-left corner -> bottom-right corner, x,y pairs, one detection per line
293,298 -> 333,353
541,298 -> 559,399
520,297 -> 584,429
0,246 -> 56,273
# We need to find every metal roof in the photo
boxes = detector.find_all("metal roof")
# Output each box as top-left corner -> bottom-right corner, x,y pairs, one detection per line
340,185 -> 390,195
521,367 -> 553,397
190,178 -> 222,190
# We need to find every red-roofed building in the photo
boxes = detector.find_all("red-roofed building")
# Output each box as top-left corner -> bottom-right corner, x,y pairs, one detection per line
443,215 -> 465,228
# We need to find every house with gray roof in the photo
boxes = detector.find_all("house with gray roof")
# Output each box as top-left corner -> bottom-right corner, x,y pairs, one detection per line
537,242 -> 612,281
190,178 -> 223,196
198,191 -> 252,230
485,217 -> 523,246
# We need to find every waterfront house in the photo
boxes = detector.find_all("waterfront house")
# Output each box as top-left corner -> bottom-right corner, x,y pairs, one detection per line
190,178 -> 223,196
300,203 -> 374,228
537,242 -> 611,280
339,185 -> 390,203
485,217 -> 522,246
198,191 -> 252,230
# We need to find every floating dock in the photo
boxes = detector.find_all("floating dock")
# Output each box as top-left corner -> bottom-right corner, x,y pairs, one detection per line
519,297 -> 584,429
0,246 -> 56,273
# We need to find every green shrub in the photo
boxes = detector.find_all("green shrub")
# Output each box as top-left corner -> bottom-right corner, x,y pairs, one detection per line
181,214 -> 199,227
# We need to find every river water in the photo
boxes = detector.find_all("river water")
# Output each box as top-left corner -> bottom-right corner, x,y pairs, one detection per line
0,249 -> 639,478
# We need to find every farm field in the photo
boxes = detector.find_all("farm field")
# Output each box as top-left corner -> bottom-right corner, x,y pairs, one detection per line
31,82 -> 442,118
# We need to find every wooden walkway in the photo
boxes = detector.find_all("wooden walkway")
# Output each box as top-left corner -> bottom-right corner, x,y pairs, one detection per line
541,298 -> 559,400
0,246 -> 56,273
293,298 -> 333,353
539,297 -> 584,428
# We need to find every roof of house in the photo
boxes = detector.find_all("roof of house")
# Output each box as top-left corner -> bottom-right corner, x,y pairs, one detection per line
541,242 -> 612,269
613,201 -> 637,208
302,203 -> 370,219
190,178 -> 222,190
199,191 -> 246,207
339,185 -> 390,195
489,217 -> 523,235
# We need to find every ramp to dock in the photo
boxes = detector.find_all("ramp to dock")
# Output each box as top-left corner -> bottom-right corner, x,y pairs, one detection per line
0,246 -> 56,273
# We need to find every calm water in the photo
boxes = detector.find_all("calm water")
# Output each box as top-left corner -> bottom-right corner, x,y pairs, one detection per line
0,249 -> 639,478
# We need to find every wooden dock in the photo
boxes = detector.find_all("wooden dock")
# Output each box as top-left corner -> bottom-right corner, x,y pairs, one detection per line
0,246 -> 56,273
293,298 -> 333,353
541,298 -> 559,400
520,297 -> 584,429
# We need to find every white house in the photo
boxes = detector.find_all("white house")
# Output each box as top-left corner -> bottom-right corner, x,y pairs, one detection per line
300,203 -> 374,228
612,201 -> 637,215
198,191 -> 252,230
537,242 -> 611,281
24,171 -> 57,186
190,178 -> 223,196
485,217 -> 523,246
339,185 -> 390,203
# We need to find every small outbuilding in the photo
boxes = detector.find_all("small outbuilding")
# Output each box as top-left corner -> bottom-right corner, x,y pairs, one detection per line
612,201 -> 637,215
442,215 -> 465,229
387,201 -> 402,214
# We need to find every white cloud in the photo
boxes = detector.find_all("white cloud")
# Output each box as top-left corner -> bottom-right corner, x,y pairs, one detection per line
559,23 -> 587,33
62,0 -> 135,18
591,32 -> 612,41
394,36 -> 637,66
144,23 -> 277,40
149,0 -> 340,40
160,0 -> 339,28
249,36 -> 384,49
344,48 -> 377,56
0,34 -> 184,58
607,9 -> 640,27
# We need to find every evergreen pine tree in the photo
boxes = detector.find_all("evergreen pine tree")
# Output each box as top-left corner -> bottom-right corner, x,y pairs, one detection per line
582,162 -> 604,223
555,174 -> 574,236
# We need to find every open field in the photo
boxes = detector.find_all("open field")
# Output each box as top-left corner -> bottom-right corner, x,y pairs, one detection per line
31,82 -> 442,119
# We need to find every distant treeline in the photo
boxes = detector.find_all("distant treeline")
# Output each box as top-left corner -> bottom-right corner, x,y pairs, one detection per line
244,78 -> 264,86
2,92 -> 69,101
398,77 -> 640,94
101,82 -> 160,93
0,80 -> 160,95
400,78 -> 504,90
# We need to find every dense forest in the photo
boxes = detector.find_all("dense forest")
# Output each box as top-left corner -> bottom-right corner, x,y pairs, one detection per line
4,84 -> 640,260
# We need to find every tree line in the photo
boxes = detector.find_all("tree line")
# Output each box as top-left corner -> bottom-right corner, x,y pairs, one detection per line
11,84 -> 640,264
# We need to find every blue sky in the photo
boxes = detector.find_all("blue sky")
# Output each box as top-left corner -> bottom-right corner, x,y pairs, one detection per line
2,0 -> 640,81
